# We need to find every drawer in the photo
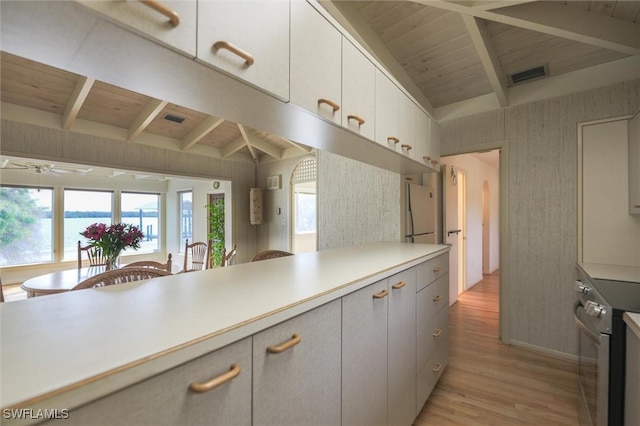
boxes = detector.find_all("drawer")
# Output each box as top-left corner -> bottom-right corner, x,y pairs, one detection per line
417,253 -> 449,291
40,338 -> 252,426
388,266 -> 416,292
417,304 -> 448,370
416,273 -> 449,326
416,338 -> 448,413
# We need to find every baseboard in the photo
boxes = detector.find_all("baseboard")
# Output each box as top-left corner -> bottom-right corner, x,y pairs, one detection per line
508,339 -> 579,363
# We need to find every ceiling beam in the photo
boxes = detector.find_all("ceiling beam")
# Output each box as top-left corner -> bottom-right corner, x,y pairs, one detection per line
245,133 -> 282,159
278,136 -> 313,153
467,1 -> 538,11
419,0 -> 640,56
128,99 -> 167,141
461,15 -> 508,107
62,76 -> 94,130
180,116 -> 225,151
237,124 -> 258,162
221,137 -> 246,158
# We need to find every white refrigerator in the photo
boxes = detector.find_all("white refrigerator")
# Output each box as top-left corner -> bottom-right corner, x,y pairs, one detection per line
405,183 -> 436,244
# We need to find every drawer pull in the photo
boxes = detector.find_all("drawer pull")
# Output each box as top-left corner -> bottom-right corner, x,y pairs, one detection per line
392,281 -> 406,290
433,295 -> 442,302
373,289 -> 389,299
387,136 -> 400,144
189,363 -> 240,393
433,363 -> 443,373
401,144 -> 413,151
267,333 -> 301,354
213,41 -> 255,66
431,160 -> 439,166
433,328 -> 442,337
433,266 -> 442,272
140,0 -> 180,27
347,114 -> 365,126
317,98 -> 340,112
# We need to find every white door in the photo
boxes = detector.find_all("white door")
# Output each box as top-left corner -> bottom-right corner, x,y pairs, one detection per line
443,164 -> 462,306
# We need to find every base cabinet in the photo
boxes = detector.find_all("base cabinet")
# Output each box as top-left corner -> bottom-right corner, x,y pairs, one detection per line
40,338 -> 252,426
253,299 -> 342,426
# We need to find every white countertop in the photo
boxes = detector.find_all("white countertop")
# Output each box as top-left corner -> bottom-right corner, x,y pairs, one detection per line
625,312 -> 640,340
0,242 -> 448,412
577,262 -> 640,283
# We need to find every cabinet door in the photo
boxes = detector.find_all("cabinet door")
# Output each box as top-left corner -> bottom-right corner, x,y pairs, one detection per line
342,38 -> 375,140
77,0 -> 196,57
427,119 -> 442,170
291,0 -> 342,124
629,111 -> 640,214
375,70 -> 399,149
415,110 -> 431,166
253,300 -> 341,426
388,269 -> 417,426
40,338 -> 252,426
342,279 -> 388,426
398,95 -> 417,159
197,0 -> 289,101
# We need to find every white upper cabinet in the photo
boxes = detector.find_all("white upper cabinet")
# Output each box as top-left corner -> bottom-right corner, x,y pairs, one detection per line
415,109 -> 431,166
629,111 -> 640,214
428,119 -> 442,170
375,70 -> 400,149
341,38 -> 375,140
291,0 -> 342,125
76,0 -> 197,57
197,0 -> 290,101
398,95 -> 417,159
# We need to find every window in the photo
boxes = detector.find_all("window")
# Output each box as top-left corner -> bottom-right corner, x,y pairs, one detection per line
121,192 -> 160,253
291,157 -> 317,253
0,186 -> 53,266
65,189 -> 113,260
179,191 -> 192,253
295,191 -> 316,233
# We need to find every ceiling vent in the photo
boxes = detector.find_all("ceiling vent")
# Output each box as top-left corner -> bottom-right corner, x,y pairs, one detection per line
508,65 -> 548,86
163,113 -> 186,124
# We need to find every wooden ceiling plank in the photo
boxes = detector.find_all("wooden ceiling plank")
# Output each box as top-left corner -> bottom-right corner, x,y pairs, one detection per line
180,116 -> 225,151
127,99 -> 168,141
419,0 -> 640,55
462,15 -> 508,106
62,76 -> 95,130
237,124 -> 258,162
468,1 -> 539,11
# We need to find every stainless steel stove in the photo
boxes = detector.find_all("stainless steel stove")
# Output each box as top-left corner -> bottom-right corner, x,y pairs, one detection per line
575,264 -> 640,426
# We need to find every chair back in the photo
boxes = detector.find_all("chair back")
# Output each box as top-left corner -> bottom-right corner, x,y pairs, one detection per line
250,250 -> 294,262
124,254 -> 173,272
183,239 -> 211,272
72,267 -> 171,291
221,245 -> 237,267
78,241 -> 108,269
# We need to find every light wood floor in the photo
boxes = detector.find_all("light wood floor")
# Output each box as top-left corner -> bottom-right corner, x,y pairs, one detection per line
414,272 -> 580,426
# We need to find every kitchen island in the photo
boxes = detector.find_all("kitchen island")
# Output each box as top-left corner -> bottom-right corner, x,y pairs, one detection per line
1,242 -> 449,426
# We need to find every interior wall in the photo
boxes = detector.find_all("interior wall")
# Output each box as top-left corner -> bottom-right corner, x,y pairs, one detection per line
441,153 -> 500,289
0,119 -> 257,267
440,79 -> 640,356
255,154 -> 314,255
317,150 -> 401,250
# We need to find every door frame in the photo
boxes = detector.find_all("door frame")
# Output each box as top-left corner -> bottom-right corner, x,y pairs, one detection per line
441,141 -> 509,343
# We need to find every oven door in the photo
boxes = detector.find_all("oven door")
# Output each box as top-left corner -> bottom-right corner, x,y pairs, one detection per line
575,302 -> 610,426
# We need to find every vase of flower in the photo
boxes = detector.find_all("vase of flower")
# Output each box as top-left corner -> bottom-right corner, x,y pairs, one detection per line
81,223 -> 144,269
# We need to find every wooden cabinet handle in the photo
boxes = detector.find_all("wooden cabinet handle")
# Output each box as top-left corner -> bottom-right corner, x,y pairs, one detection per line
189,363 -> 240,393
213,41 -> 255,66
347,115 -> 365,125
140,0 -> 180,27
432,295 -> 442,302
431,160 -> 439,166
392,281 -> 406,290
423,156 -> 431,162
317,98 -> 340,112
433,363 -> 443,373
373,289 -> 389,299
433,328 -> 442,337
387,136 -> 399,144
401,144 -> 412,151
433,266 -> 442,272
267,333 -> 301,354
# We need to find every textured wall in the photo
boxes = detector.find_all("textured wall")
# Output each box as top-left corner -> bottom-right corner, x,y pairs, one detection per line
317,150 -> 402,250
440,79 -> 640,356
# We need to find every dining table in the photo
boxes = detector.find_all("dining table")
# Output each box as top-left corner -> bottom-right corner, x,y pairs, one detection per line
20,263 -> 183,297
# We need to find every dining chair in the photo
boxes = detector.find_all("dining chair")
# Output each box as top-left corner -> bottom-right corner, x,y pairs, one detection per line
71,267 -> 171,291
78,241 -> 108,269
250,250 -> 294,262
221,245 -> 237,267
124,254 -> 173,272
183,239 -> 212,272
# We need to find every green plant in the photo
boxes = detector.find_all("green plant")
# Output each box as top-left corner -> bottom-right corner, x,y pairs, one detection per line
207,197 -> 225,267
